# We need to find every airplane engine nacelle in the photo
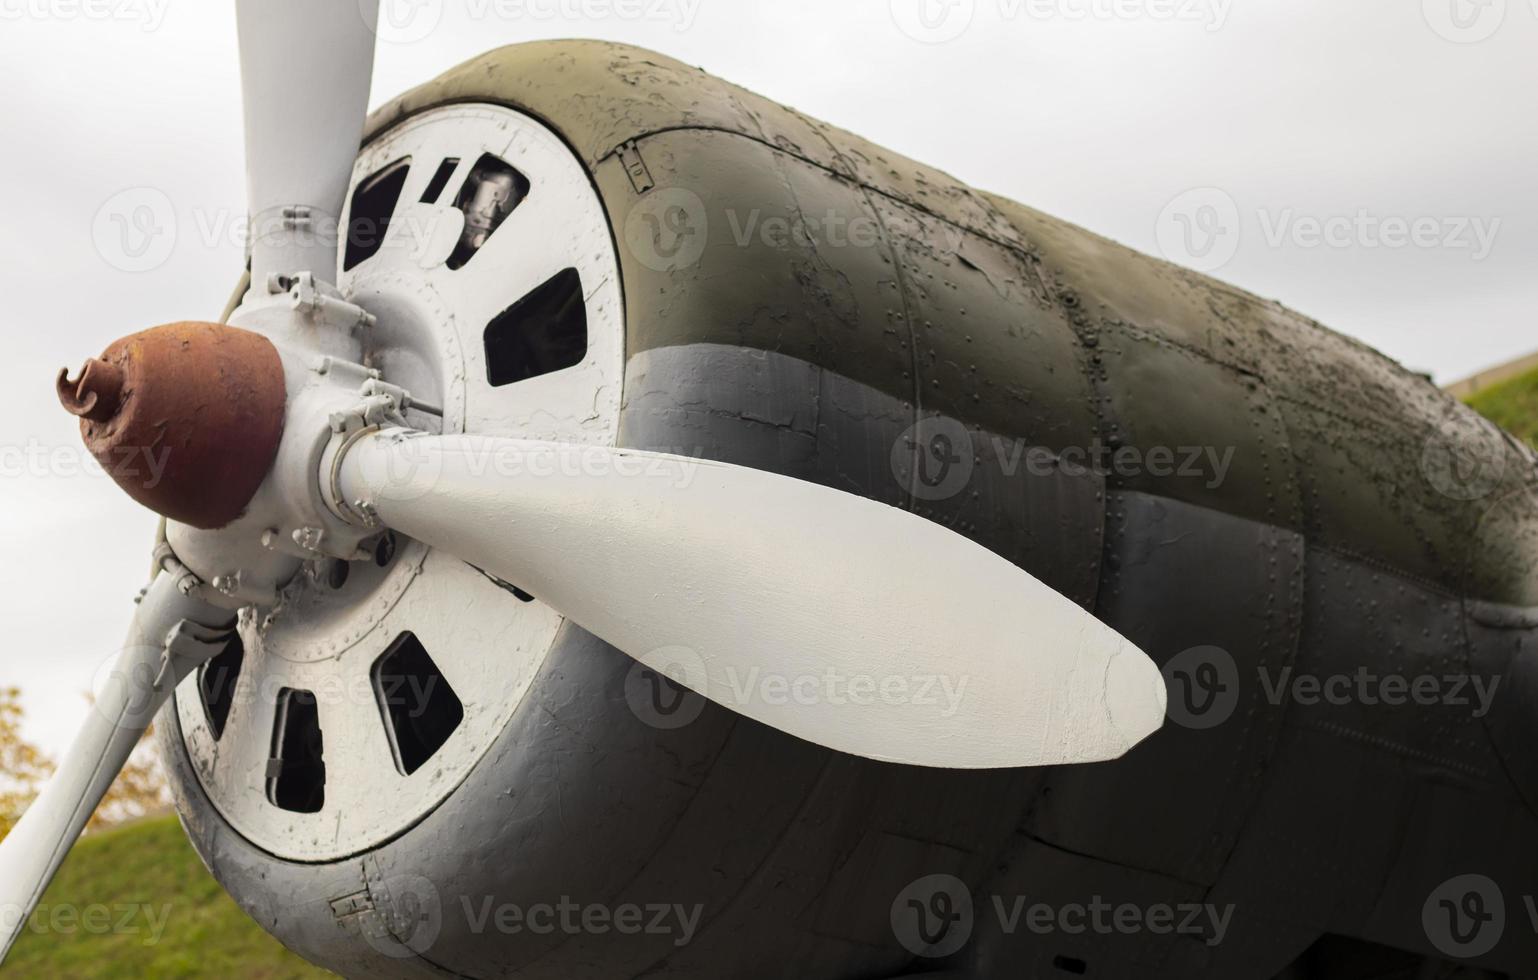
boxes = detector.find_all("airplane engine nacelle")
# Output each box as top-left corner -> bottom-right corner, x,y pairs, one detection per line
158,40 -> 1538,980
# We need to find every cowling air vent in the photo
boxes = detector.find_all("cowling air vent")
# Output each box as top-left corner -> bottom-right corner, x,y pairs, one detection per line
343,157 -> 411,271
197,634 -> 244,741
483,267 -> 588,387
447,153 -> 529,269
267,689 -> 326,814
419,157 -> 459,204
373,632 -> 464,775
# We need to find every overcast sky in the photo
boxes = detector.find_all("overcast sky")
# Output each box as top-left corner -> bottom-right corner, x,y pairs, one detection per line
1,0 -> 1533,757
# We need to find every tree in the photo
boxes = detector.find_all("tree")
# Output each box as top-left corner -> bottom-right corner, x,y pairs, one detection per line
0,686 -> 170,843
0,686 -> 54,841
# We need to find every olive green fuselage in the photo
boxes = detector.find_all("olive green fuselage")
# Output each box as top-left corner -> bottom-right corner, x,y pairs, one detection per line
172,42 -> 1538,980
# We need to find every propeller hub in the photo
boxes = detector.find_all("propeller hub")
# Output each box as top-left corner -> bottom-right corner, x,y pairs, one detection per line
57,321 -> 288,530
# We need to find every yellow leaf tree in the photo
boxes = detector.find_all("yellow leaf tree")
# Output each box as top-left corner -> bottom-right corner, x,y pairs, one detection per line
0,686 -> 170,842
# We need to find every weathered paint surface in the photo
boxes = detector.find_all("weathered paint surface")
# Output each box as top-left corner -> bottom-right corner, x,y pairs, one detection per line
62,322 -> 286,529
157,41 -> 1538,979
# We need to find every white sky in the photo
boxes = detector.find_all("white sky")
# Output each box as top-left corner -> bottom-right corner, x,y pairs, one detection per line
1,0 -> 1534,757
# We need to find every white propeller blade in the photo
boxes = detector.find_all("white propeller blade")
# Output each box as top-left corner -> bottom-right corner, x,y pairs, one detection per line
236,0 -> 379,284
333,432 -> 1167,769
0,575 -> 230,961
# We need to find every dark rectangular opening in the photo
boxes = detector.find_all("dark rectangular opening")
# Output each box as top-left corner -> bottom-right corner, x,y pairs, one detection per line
373,632 -> 464,776
483,267 -> 588,387
344,157 -> 411,271
198,634 -> 244,741
420,157 -> 460,204
267,688 -> 325,813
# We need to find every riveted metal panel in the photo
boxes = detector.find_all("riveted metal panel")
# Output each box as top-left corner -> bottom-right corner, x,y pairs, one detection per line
1025,493 -> 1305,885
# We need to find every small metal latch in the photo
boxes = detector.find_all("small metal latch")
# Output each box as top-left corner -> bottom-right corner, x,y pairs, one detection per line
618,140 -> 655,194
330,890 -> 374,919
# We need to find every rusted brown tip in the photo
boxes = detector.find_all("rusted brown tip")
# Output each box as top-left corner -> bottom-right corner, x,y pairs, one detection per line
57,358 -> 126,423
66,322 -> 287,530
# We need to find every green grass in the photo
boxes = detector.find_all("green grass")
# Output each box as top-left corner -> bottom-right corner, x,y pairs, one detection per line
1466,365 -> 1538,447
4,814 -> 333,979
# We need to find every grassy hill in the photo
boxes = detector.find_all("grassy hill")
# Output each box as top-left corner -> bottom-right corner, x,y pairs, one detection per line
3,814 -> 332,979
1465,365 -> 1538,448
